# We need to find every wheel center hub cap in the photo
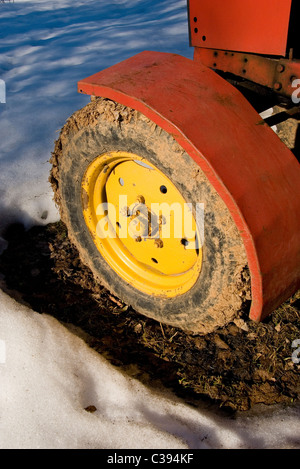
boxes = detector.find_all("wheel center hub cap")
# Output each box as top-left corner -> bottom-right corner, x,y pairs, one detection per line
81,151 -> 203,297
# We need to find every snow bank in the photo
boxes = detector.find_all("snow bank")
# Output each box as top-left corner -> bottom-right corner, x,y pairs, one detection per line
0,290 -> 189,449
1,289 -> 300,450
0,0 -> 191,236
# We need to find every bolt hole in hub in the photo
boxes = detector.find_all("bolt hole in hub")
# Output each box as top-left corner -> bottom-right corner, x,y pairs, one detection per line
181,238 -> 189,247
81,152 -> 203,297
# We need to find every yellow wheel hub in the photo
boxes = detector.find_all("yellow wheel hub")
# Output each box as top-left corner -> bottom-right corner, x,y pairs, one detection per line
81,151 -> 202,297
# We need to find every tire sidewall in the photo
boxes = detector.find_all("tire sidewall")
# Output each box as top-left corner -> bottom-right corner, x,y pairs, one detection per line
57,100 -> 248,332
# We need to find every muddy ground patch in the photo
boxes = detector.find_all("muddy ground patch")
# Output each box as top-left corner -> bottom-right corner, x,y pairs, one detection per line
0,221 -> 299,412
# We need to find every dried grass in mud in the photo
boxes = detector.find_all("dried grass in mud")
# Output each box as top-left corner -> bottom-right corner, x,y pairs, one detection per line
0,221 -> 299,412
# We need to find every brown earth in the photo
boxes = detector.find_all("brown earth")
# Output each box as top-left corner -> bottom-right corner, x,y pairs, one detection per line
0,220 -> 299,413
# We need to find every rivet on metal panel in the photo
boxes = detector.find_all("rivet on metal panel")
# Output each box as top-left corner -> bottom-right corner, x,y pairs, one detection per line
274,82 -> 282,91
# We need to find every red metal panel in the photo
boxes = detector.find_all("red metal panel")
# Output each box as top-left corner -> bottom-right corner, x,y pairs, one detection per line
189,0 -> 292,56
78,51 -> 300,322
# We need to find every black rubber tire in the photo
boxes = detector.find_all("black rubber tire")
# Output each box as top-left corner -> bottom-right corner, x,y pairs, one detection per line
50,98 -> 251,334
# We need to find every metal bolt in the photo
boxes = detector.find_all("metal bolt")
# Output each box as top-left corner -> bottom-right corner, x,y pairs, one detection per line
158,214 -> 166,225
135,236 -> 142,242
120,206 -> 130,217
274,82 -> 282,91
277,63 -> 285,73
136,195 -> 145,204
154,239 -> 164,248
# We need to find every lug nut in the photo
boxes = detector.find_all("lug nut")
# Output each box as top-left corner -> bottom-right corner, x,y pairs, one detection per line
154,239 -> 164,248
158,214 -> 166,225
136,195 -> 145,204
120,206 -> 130,217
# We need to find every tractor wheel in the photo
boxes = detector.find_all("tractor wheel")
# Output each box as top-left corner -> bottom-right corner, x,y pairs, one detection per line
50,97 -> 251,334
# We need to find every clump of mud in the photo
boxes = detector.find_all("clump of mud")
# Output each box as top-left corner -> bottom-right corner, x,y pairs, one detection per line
0,221 -> 299,411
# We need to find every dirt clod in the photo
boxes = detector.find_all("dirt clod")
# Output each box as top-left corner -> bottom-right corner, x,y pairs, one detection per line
84,405 -> 97,413
0,221 -> 299,412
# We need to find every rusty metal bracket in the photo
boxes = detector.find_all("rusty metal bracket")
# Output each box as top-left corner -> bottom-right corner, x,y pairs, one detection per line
194,47 -> 300,99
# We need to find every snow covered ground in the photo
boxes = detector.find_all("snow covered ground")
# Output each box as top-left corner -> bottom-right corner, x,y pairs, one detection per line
0,0 -> 299,449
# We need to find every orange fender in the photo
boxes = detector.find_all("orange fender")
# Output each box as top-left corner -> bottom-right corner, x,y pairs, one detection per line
78,51 -> 300,322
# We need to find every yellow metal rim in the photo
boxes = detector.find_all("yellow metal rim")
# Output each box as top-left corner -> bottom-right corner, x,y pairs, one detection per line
81,151 -> 202,297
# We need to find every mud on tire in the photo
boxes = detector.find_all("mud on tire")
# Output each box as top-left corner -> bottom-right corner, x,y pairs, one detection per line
50,97 -> 251,334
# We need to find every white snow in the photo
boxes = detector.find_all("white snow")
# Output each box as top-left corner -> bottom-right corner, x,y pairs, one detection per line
0,0 -> 299,450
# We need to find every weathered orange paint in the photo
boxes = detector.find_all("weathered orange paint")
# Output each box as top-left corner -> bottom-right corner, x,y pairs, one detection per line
188,0 -> 292,56
78,51 -> 300,323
